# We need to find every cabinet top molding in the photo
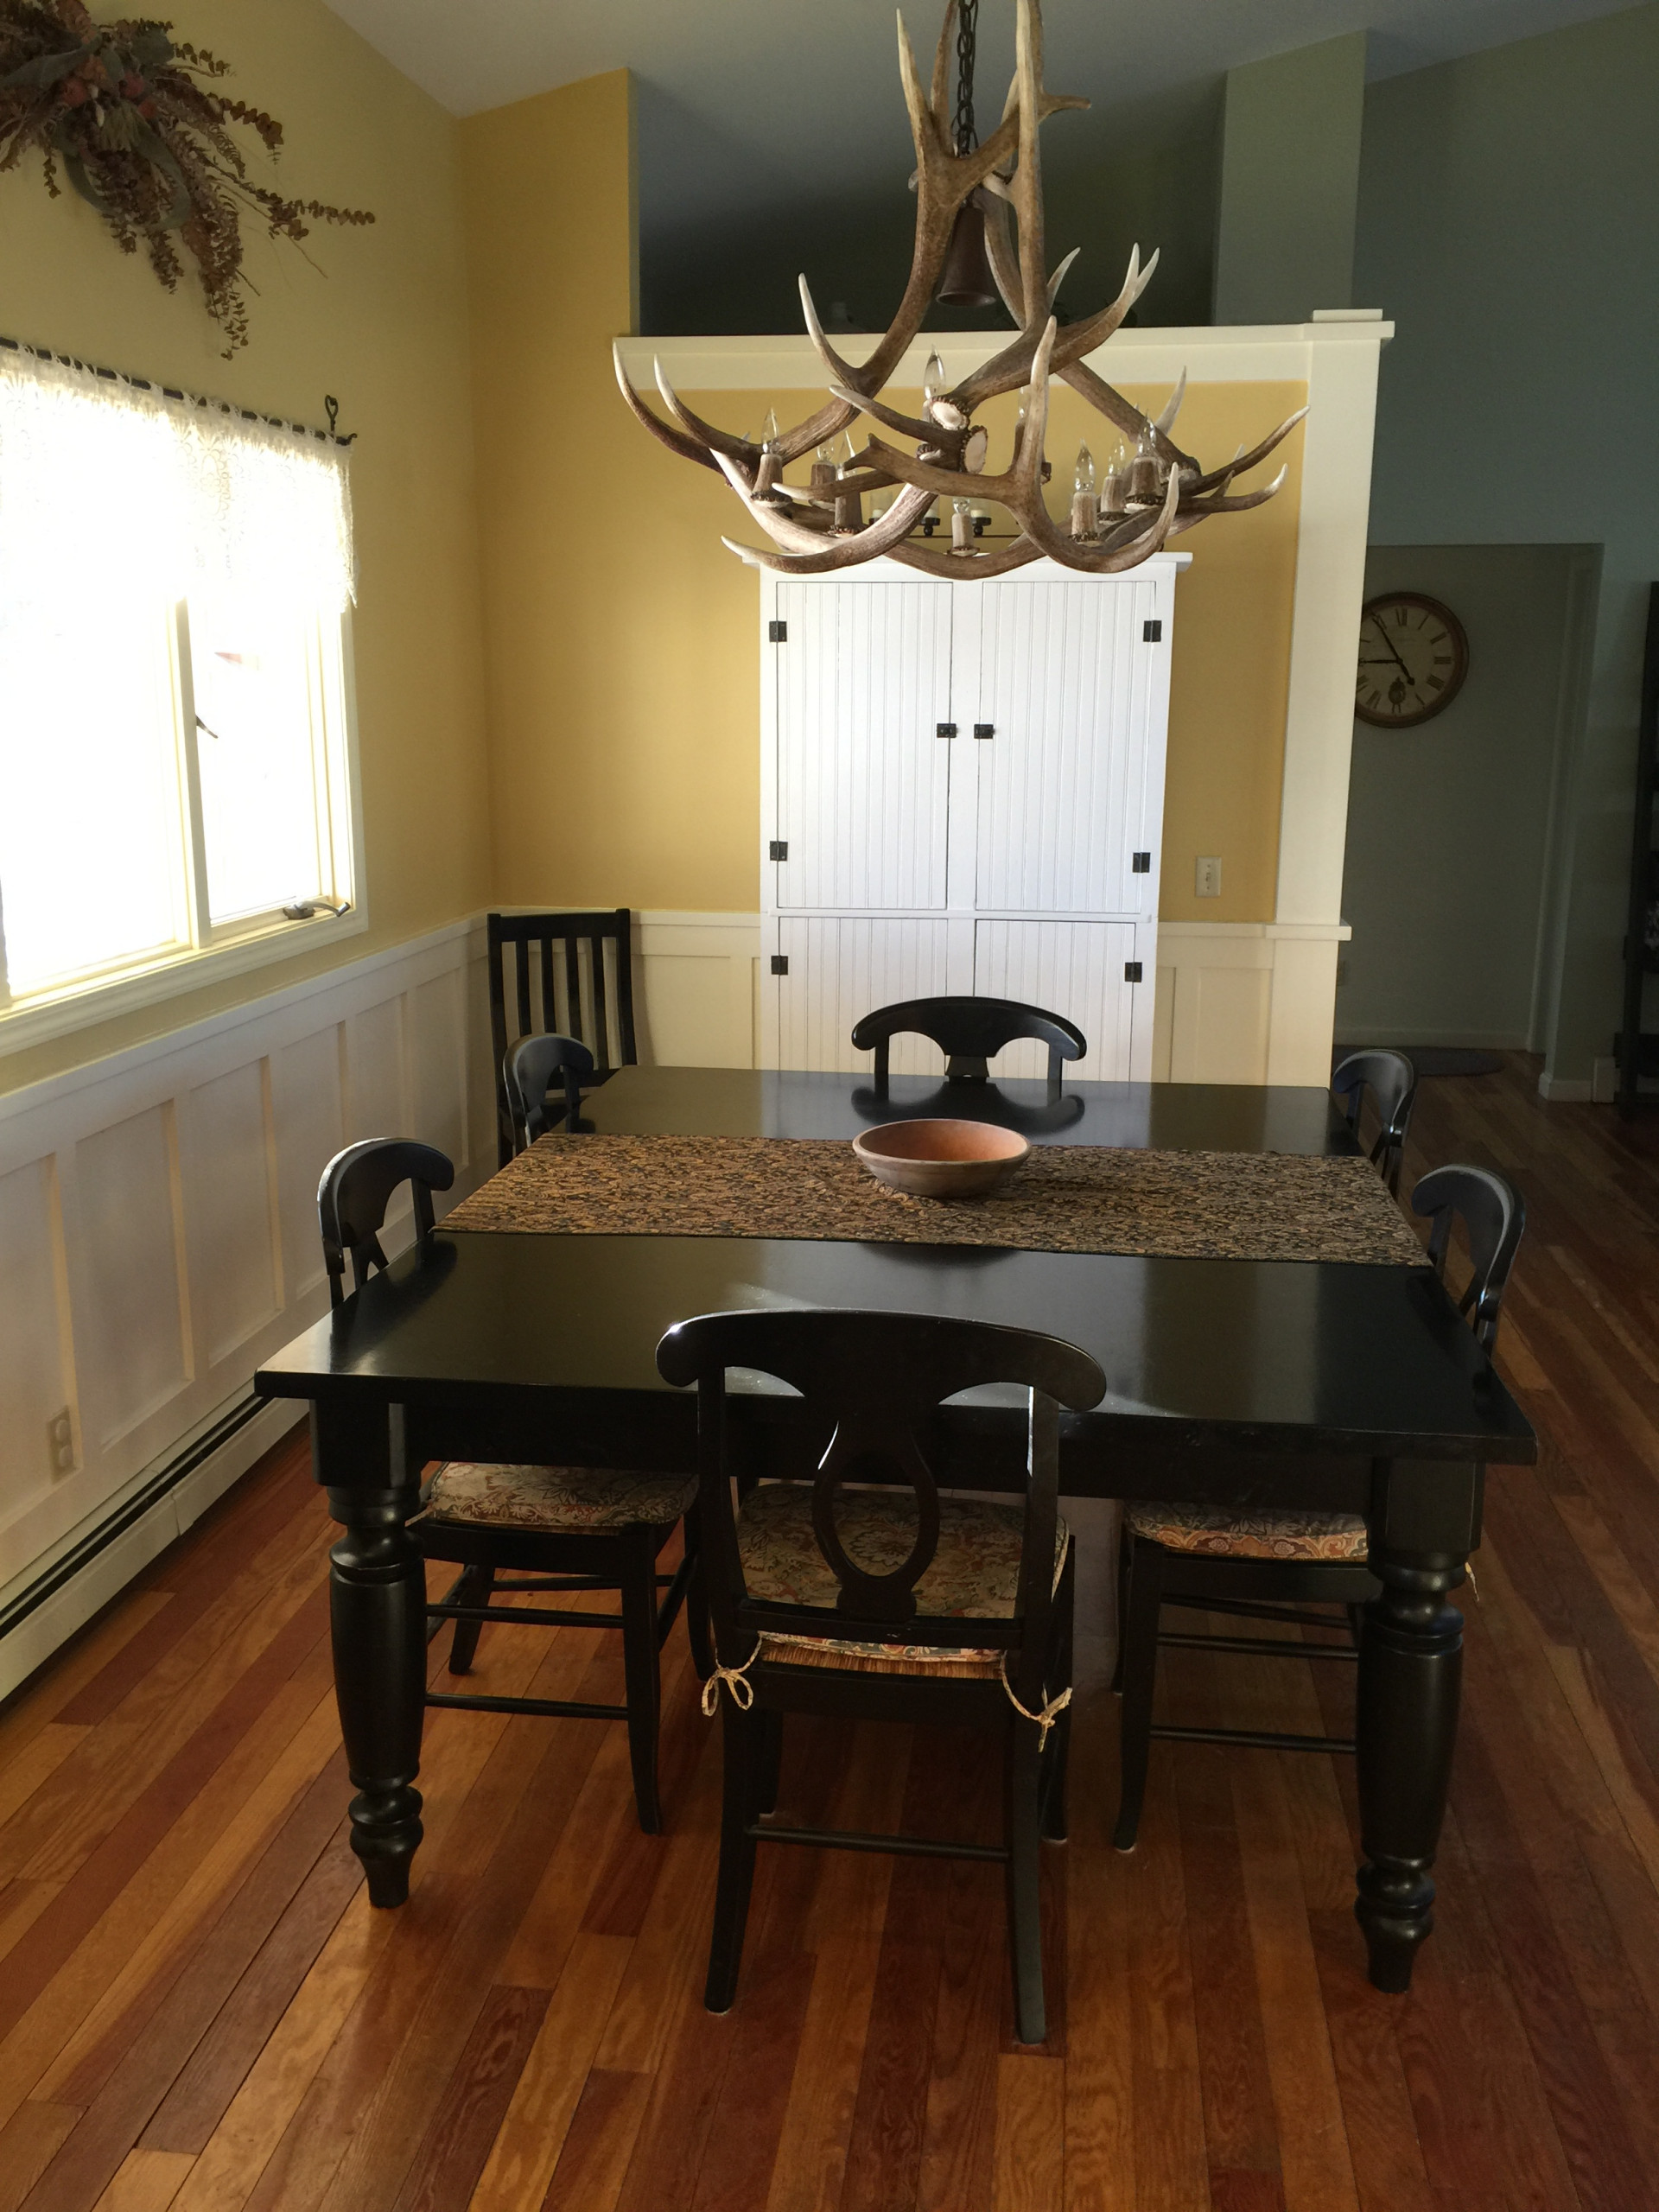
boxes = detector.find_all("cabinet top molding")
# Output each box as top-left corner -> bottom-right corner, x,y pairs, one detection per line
617,321 -> 1395,397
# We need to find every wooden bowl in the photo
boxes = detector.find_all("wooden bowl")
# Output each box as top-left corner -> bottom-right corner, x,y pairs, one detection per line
852,1118 -> 1031,1199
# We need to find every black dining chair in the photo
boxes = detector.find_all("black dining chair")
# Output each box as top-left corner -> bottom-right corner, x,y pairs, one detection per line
487,910 -> 637,1166
656,1306 -> 1106,2045
318,1136 -> 709,1833
504,1032 -> 595,1150
1110,1163 -> 1526,1851
1332,1048 -> 1418,1195
850,995 -> 1087,1090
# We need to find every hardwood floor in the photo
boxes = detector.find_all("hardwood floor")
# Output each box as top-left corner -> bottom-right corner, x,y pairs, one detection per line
2,1053 -> 1656,2210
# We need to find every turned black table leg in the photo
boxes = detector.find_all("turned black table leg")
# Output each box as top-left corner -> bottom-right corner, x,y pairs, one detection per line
1355,1455 -> 1478,1993
314,1400 -> 427,1906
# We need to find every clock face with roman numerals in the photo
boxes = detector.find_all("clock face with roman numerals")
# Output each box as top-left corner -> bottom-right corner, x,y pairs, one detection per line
1355,593 -> 1469,728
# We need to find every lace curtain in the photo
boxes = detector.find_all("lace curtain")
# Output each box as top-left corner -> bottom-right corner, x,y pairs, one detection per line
0,345 -> 355,619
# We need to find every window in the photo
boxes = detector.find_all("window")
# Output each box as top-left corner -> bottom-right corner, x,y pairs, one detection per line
0,346 -> 359,1040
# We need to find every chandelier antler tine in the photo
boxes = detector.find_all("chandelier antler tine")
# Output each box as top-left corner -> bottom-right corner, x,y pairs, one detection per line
652,358 -> 757,462
798,276 -> 866,393
613,343 -> 721,472
1153,368 -> 1188,438
1177,463 -> 1291,521
1046,246 -> 1080,310
1042,243 -> 1159,374
930,0 -> 958,133
829,385 -> 944,448
1182,405 -> 1307,495
709,448 -> 842,552
722,483 -> 938,573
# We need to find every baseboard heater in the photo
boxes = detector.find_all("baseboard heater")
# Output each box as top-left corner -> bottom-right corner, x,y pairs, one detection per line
0,1394 -> 302,1679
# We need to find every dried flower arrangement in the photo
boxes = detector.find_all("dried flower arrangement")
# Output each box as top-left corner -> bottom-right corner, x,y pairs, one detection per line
0,1 -> 373,351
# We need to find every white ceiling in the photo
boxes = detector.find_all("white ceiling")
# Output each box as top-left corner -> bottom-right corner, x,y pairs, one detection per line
327,0 -> 1637,234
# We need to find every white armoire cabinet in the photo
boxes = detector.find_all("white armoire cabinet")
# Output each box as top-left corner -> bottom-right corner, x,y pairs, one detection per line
760,551 -> 1188,1081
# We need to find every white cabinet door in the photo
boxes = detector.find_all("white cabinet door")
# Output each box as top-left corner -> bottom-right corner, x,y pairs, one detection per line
969,574 -> 1165,918
973,918 -> 1147,1082
772,916 -> 958,1073
772,581 -> 954,912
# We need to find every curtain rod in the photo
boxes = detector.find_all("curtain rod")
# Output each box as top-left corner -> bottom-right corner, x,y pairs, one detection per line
0,332 -> 356,446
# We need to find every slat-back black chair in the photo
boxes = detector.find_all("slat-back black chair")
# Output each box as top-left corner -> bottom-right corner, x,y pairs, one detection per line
487,911 -> 637,1166
1111,1163 -> 1526,1851
319,1138 -> 708,1833
850,995 -> 1087,1090
504,1033 -> 595,1151
656,1306 -> 1105,2044
1332,1048 -> 1418,1196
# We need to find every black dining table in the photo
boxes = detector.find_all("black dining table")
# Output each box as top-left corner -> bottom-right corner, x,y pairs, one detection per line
255,1065 -> 1536,1993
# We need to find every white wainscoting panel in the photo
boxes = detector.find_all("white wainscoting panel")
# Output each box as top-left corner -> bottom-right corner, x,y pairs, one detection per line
1154,922 -> 1349,1086
0,918 -> 490,1663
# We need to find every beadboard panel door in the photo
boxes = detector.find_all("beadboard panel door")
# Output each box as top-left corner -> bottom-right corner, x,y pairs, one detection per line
0,921 -> 490,1600
769,580 -> 956,912
968,572 -> 1168,920
770,916 -> 963,1073
972,918 -> 1148,1082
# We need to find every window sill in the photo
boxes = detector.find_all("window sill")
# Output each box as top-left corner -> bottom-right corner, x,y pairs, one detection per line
0,906 -> 370,1058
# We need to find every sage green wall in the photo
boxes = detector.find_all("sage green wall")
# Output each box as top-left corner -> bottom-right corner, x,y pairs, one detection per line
1212,34 -> 1366,325
1336,543 -> 1599,1051
1356,3 -> 1659,1088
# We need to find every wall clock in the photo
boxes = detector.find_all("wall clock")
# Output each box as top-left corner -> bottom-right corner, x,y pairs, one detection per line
1355,593 -> 1470,728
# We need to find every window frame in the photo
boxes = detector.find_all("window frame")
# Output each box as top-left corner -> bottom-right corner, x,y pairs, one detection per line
0,602 -> 365,1058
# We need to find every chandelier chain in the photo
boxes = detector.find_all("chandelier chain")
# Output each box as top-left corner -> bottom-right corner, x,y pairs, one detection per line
953,0 -> 978,156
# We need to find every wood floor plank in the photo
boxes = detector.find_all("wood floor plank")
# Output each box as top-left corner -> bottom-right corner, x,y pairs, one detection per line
537,2069 -> 651,2212
86,2152 -> 194,2212
385,1982 -> 549,2212
991,2054 -> 1065,2212
0,2107 -> 81,2212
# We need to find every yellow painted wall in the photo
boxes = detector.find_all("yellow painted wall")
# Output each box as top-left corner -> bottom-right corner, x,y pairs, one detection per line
463,70 -> 1304,928
0,0 -> 490,1094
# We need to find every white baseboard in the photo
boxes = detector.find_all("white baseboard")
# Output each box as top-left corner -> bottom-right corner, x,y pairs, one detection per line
1538,1072 -> 1592,1102
0,1393 -> 305,1706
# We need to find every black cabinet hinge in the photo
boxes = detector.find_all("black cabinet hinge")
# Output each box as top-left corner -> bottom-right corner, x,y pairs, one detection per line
1142,619 -> 1162,643
769,840 -> 788,861
770,954 -> 789,976
768,620 -> 787,642
937,721 -> 957,739
1124,961 -> 1143,982
974,723 -> 995,740
1131,850 -> 1151,874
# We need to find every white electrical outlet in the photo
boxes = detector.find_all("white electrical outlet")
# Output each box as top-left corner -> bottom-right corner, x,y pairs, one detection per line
48,1408 -> 75,1477
1195,856 -> 1222,897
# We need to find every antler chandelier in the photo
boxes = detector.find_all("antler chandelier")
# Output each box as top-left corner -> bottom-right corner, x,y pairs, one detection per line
617,0 -> 1306,580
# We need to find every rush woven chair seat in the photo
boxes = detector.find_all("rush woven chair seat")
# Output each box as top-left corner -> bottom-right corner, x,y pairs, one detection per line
1124,1502 -> 1370,1562
318,1136 -> 708,1834
851,995 -> 1087,1090
1112,1162 -> 1525,1853
656,1305 -> 1105,2046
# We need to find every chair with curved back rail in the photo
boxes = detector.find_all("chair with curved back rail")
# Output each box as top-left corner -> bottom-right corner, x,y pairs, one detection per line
851,995 -> 1087,1091
1110,1163 -> 1526,1852
657,1304 -> 1105,2045
1332,1048 -> 1419,1196
504,1032 -> 596,1151
318,1136 -> 709,1833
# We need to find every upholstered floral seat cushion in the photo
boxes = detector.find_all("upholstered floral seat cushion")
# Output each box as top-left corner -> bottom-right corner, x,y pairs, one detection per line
414,1462 -> 697,1534
1127,1500 -> 1369,1561
736,1480 -> 1068,1676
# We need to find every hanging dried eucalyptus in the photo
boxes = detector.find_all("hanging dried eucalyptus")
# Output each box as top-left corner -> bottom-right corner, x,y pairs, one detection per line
0,2 -> 374,352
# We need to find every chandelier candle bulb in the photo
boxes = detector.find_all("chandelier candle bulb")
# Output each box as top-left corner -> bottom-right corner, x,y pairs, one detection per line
1071,442 -> 1099,540
923,350 -> 948,416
